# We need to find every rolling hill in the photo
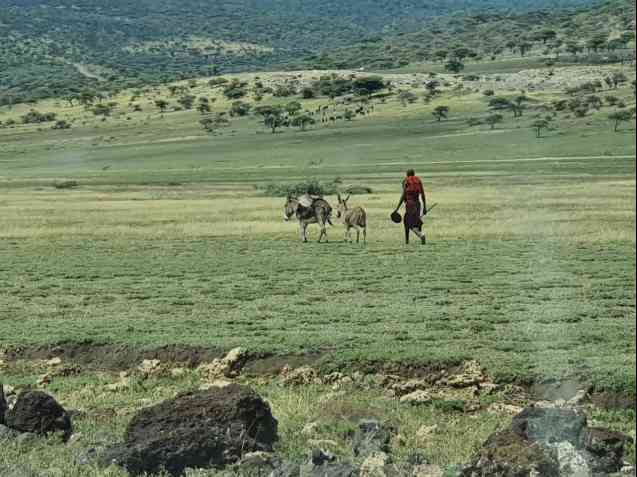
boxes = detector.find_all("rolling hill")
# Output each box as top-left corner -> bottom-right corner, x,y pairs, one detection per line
0,0 -> 628,105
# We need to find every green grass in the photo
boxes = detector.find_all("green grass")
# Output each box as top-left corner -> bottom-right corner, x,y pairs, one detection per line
0,65 -> 635,396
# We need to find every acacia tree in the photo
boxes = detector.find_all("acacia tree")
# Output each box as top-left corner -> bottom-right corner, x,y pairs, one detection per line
433,50 -> 449,63
155,99 -> 169,112
178,95 -> 195,110
531,119 -> 550,138
398,90 -> 418,106
608,110 -> 634,132
432,105 -> 449,122
512,95 -> 529,117
445,58 -> 465,73
200,113 -> 229,133
485,114 -> 503,129
291,114 -> 315,131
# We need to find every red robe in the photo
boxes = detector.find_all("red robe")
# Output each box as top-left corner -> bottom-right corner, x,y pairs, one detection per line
403,176 -> 424,229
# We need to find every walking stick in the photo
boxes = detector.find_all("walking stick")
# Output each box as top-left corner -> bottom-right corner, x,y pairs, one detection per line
421,203 -> 438,219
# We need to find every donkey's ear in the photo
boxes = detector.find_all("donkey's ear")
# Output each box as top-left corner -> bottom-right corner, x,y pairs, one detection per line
345,194 -> 351,202
337,192 -> 342,203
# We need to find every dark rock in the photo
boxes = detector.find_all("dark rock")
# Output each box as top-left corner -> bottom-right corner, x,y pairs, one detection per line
461,429 -> 560,477
4,391 -> 72,441
1,384 -> 6,425
311,448 -> 337,466
510,407 -> 587,446
0,424 -> 20,440
99,384 -> 278,476
352,419 -> 391,457
405,451 -> 429,466
582,427 -> 628,474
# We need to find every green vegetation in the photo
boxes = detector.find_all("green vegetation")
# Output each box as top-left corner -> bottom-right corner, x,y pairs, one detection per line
1,0 -> 627,105
0,62 -> 634,394
307,0 -> 635,71
0,2 -> 635,472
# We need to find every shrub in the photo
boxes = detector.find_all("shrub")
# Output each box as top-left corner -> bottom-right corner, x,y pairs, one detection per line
259,180 -> 338,197
52,120 -> 71,130
53,180 -> 78,189
21,109 -> 57,124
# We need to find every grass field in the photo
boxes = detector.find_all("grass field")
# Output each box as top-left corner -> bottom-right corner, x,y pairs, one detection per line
0,63 -> 635,475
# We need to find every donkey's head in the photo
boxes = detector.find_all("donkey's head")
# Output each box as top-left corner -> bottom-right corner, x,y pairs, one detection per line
336,193 -> 351,218
284,196 -> 299,221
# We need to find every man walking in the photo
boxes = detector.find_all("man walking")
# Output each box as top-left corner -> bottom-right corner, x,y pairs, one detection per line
392,169 -> 427,245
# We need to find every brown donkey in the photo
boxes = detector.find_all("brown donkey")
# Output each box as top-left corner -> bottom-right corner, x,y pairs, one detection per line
336,193 -> 367,243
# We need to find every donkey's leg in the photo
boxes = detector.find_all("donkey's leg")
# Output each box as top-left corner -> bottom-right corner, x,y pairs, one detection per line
363,226 -> 367,243
356,228 -> 360,243
301,223 -> 308,243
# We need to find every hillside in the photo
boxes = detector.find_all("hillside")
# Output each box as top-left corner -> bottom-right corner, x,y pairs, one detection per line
301,0 -> 636,70
1,0 -> 599,105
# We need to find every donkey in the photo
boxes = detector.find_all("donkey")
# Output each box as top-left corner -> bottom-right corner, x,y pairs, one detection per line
336,193 -> 367,243
284,194 -> 333,243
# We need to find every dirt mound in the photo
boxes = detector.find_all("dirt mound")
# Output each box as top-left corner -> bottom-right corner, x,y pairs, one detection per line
100,384 -> 278,476
4,391 -> 72,441
4,344 -> 225,370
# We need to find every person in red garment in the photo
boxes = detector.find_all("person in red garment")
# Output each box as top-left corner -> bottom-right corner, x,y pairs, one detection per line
392,169 -> 427,245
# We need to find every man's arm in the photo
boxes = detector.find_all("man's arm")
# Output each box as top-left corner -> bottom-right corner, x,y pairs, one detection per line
393,186 -> 406,212
420,184 -> 427,215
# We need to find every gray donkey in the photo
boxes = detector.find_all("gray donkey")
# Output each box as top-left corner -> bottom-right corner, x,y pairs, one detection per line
284,194 -> 333,243
336,193 -> 367,243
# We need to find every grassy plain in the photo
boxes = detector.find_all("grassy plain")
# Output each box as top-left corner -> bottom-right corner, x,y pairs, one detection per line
0,63 -> 635,475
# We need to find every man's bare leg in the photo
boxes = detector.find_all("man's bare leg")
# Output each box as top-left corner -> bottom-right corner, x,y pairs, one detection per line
411,228 -> 426,245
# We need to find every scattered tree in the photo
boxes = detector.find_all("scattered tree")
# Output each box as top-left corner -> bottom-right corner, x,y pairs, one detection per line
484,114 -> 504,129
291,114 -> 315,131
608,110 -> 634,132
445,58 -> 465,73
155,99 -> 169,112
531,119 -> 550,138
432,105 -> 450,122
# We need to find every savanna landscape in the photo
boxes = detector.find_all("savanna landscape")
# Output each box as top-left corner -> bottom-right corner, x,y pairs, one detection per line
1,0 -> 636,476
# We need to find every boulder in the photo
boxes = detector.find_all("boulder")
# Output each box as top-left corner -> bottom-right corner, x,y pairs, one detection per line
582,427 -> 628,474
4,391 -> 72,441
510,407 -> 587,446
461,429 -> 560,477
353,420 -> 391,457
99,384 -> 277,476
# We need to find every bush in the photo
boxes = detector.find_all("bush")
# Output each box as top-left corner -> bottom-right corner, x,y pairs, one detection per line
259,180 -> 338,197
21,109 -> 57,124
52,120 -> 71,130
53,180 -> 79,189
343,185 -> 373,194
